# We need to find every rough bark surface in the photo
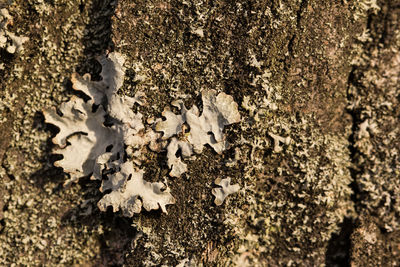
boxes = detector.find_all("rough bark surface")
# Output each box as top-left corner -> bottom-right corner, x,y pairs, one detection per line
348,1 -> 400,266
0,0 -> 398,266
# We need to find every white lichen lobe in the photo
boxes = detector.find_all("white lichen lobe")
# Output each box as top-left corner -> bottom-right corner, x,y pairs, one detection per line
43,96 -> 123,180
212,178 -> 240,206
166,137 -> 193,178
268,132 -> 291,153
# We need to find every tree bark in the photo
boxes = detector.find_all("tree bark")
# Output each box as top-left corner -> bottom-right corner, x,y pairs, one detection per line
0,0 -> 399,266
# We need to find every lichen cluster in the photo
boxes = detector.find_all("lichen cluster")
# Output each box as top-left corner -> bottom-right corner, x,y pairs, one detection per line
44,52 -> 175,215
44,52 -> 241,216
157,88 -> 241,177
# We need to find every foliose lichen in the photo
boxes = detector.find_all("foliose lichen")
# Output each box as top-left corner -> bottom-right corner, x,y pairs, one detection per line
44,52 -> 175,215
212,177 -> 240,206
44,52 -> 241,216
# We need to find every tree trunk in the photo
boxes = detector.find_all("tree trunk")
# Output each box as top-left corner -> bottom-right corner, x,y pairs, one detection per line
0,0 -> 399,266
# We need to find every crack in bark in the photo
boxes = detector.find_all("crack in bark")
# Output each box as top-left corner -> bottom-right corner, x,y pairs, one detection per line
296,0 -> 308,27
285,0 -> 307,71
324,61 -> 361,267
336,7 -> 380,264
326,4 -> 382,263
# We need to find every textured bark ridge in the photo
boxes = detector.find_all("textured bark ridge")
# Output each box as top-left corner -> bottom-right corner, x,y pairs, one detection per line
0,0 -> 399,266
348,1 -> 400,265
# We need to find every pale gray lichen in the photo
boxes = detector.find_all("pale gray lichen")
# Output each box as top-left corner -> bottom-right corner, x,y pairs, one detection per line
43,96 -> 124,180
0,8 -> 28,54
44,52 -> 174,215
166,137 -> 193,178
212,177 -> 240,206
156,89 -> 241,177
157,90 -> 240,154
268,132 -> 291,153
97,161 -> 175,216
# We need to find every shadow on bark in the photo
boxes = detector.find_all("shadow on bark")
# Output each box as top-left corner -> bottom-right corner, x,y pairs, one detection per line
29,1 -> 140,265
325,218 -> 354,267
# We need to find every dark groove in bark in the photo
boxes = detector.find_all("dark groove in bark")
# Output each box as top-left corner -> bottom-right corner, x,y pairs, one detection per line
340,8 -> 380,265
325,218 -> 354,266
324,62 -> 362,267
346,66 -> 363,211
296,0 -> 308,27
